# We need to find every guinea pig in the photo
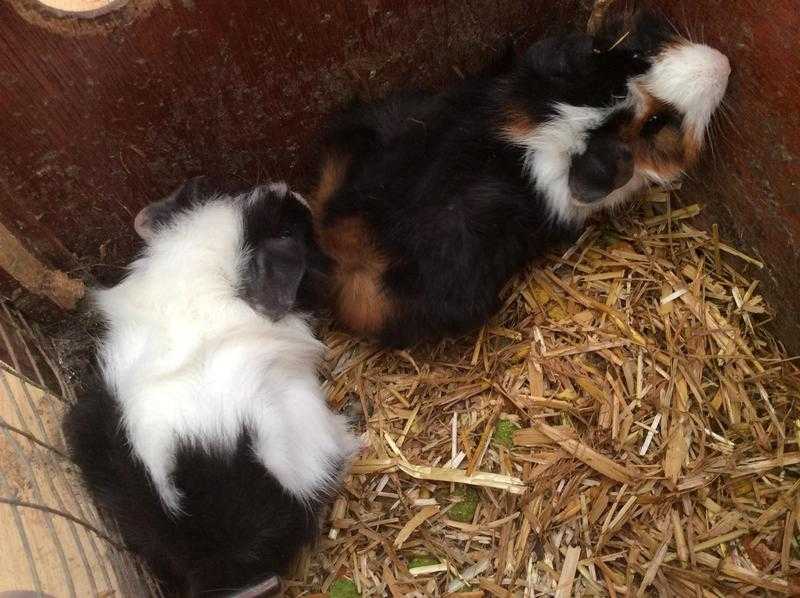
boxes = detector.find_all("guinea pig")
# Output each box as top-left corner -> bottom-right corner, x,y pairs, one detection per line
311,9 -> 730,347
64,177 -> 358,596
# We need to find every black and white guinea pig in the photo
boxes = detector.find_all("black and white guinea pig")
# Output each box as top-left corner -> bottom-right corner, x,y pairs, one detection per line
311,9 -> 730,348
64,177 -> 358,597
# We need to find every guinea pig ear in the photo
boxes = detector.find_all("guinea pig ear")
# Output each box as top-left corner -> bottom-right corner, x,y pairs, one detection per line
134,176 -> 212,240
243,236 -> 307,321
523,33 -> 595,81
227,574 -> 282,597
474,36 -> 517,79
591,2 -> 636,49
593,4 -> 673,57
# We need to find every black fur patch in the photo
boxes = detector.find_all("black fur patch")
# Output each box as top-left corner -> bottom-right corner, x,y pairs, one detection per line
595,8 -> 676,59
240,185 -> 330,317
64,384 -> 324,597
314,24 -> 658,346
144,175 -> 251,233
505,32 -> 650,122
569,113 -> 636,204
640,105 -> 683,137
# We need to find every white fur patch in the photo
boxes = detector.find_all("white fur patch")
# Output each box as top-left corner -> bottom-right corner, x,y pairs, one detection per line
267,181 -> 289,196
265,180 -> 310,210
510,103 -> 626,225
291,190 -> 310,209
639,41 -> 730,144
95,196 -> 357,513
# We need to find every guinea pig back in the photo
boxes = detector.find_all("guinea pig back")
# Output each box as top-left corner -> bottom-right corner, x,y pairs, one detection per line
65,179 -> 357,596
312,9 -> 729,347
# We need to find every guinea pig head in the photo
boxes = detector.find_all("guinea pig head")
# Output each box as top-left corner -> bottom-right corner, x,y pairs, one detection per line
591,8 -> 731,193
500,9 -> 730,224
238,183 -> 316,320
130,178 -> 315,325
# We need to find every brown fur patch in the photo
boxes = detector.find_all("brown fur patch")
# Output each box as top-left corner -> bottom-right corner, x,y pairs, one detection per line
680,130 -> 701,164
319,215 -> 393,335
312,152 -> 351,218
623,89 -> 691,181
636,86 -> 702,168
634,125 -> 685,180
652,126 -> 681,154
499,105 -> 537,142
634,147 -> 683,180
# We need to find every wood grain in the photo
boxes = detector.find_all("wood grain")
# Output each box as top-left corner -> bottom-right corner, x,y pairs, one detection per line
0,0 -> 583,310
3,0 -> 799,354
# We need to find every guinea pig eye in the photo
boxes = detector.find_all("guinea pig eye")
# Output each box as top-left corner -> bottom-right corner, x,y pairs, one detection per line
641,112 -> 670,137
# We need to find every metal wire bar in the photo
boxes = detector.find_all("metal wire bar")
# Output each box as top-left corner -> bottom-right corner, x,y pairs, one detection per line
0,473 -> 42,594
2,304 -> 71,404
2,306 -> 111,594
0,419 -> 69,459
0,496 -> 126,552
0,424 -> 76,597
1,301 -> 158,596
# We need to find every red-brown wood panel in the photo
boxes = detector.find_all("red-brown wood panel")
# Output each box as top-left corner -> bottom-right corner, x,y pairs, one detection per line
2,0 -> 799,353
657,0 -> 800,352
0,0 -> 584,304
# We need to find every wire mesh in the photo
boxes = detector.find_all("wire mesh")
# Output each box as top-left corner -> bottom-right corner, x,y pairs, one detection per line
0,301 -> 160,597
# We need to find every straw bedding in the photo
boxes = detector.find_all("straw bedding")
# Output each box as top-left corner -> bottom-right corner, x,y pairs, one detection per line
289,189 -> 800,597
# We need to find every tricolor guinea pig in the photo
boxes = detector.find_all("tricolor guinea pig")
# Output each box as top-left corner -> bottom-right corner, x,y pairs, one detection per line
312,9 -> 730,347
64,177 -> 358,596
